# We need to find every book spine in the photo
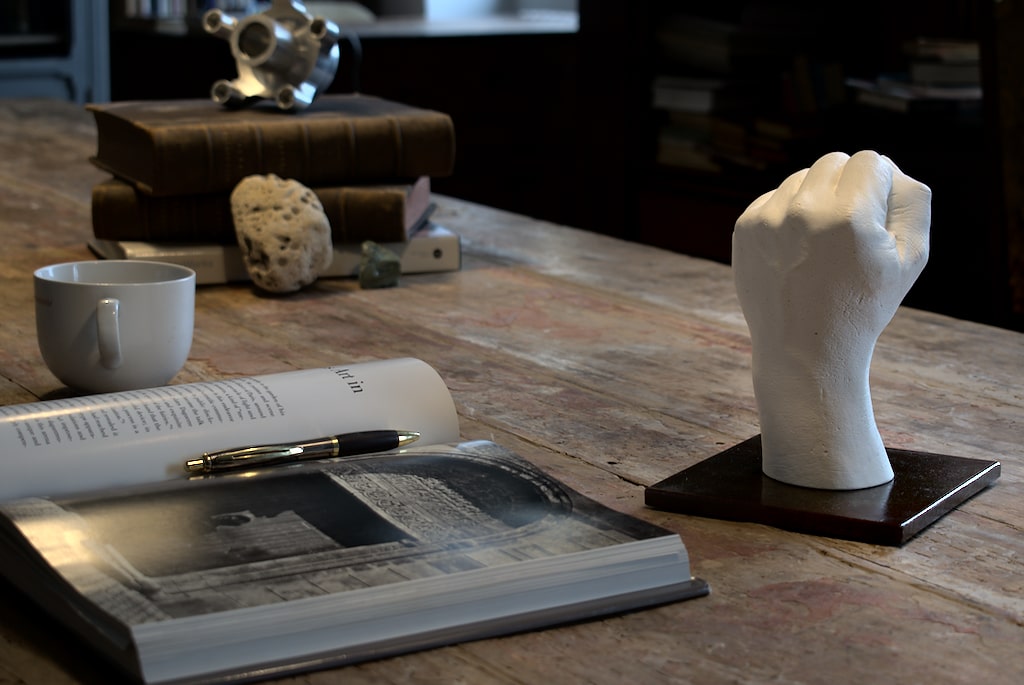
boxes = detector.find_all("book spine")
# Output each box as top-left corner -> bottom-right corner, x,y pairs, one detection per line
91,179 -> 426,244
308,183 -> 418,244
88,224 -> 461,285
92,108 -> 455,196
91,179 -> 237,244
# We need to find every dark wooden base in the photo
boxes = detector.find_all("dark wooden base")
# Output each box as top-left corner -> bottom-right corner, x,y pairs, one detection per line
645,435 -> 1001,546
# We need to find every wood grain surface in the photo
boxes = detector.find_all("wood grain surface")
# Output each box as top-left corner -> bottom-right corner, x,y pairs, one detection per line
0,99 -> 1021,685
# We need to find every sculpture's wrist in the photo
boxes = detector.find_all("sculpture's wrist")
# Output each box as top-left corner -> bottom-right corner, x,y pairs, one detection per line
750,355 -> 892,489
752,372 -> 875,438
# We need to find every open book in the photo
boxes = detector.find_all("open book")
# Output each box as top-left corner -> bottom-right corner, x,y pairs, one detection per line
0,358 -> 708,684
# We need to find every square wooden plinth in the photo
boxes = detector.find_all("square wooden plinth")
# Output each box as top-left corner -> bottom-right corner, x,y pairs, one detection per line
644,435 -> 1001,546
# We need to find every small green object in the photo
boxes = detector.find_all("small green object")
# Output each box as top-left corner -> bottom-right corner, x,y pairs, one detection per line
358,241 -> 401,289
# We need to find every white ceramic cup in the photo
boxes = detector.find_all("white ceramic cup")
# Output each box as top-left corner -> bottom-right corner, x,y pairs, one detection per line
34,260 -> 196,393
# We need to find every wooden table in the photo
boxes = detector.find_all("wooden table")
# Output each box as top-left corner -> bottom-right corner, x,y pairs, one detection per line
0,98 -> 1021,684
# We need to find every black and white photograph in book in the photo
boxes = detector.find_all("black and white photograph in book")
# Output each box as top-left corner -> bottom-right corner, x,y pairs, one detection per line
2,442 -> 677,623
0,438 -> 707,684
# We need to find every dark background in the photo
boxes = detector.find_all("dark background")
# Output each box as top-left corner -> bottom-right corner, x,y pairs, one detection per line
90,2 -> 1024,331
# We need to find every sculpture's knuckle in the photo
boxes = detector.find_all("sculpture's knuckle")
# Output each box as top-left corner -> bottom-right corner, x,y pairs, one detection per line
785,201 -> 818,230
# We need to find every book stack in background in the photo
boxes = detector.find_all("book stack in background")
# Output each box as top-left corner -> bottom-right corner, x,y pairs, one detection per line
844,37 -> 982,115
649,8 -> 841,175
84,94 -> 462,285
905,37 -> 981,89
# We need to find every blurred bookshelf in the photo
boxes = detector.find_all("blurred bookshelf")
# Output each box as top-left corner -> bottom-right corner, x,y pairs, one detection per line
591,0 -> 1018,330
111,1 -> 254,35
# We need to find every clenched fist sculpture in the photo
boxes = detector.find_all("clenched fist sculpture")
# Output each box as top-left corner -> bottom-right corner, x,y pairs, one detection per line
732,151 -> 931,489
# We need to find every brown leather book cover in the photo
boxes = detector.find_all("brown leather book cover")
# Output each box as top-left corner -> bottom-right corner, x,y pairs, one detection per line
86,95 -> 456,196
91,176 -> 433,244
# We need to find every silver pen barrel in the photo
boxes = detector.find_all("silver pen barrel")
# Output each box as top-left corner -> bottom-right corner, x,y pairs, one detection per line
185,436 -> 339,474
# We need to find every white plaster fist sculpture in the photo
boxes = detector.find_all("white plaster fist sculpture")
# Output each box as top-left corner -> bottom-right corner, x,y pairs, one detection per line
230,174 -> 333,293
732,150 -> 931,490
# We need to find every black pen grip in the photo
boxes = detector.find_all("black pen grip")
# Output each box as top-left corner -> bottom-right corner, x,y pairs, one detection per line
334,430 -> 399,457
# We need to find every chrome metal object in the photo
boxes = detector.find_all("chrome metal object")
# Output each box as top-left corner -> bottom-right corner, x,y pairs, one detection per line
203,0 -> 341,111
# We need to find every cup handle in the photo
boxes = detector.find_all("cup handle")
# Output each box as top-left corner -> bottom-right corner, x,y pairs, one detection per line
96,298 -> 123,369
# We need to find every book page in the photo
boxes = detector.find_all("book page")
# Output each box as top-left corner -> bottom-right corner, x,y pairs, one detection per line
0,358 -> 459,502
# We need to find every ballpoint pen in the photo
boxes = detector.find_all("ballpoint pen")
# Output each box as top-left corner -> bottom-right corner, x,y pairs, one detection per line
183,429 -> 421,474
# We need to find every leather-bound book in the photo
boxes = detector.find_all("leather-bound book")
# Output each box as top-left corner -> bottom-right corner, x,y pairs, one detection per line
86,95 -> 456,197
91,176 -> 434,244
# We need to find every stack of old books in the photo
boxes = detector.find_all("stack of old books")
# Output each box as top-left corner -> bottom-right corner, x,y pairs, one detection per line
84,94 -> 461,284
